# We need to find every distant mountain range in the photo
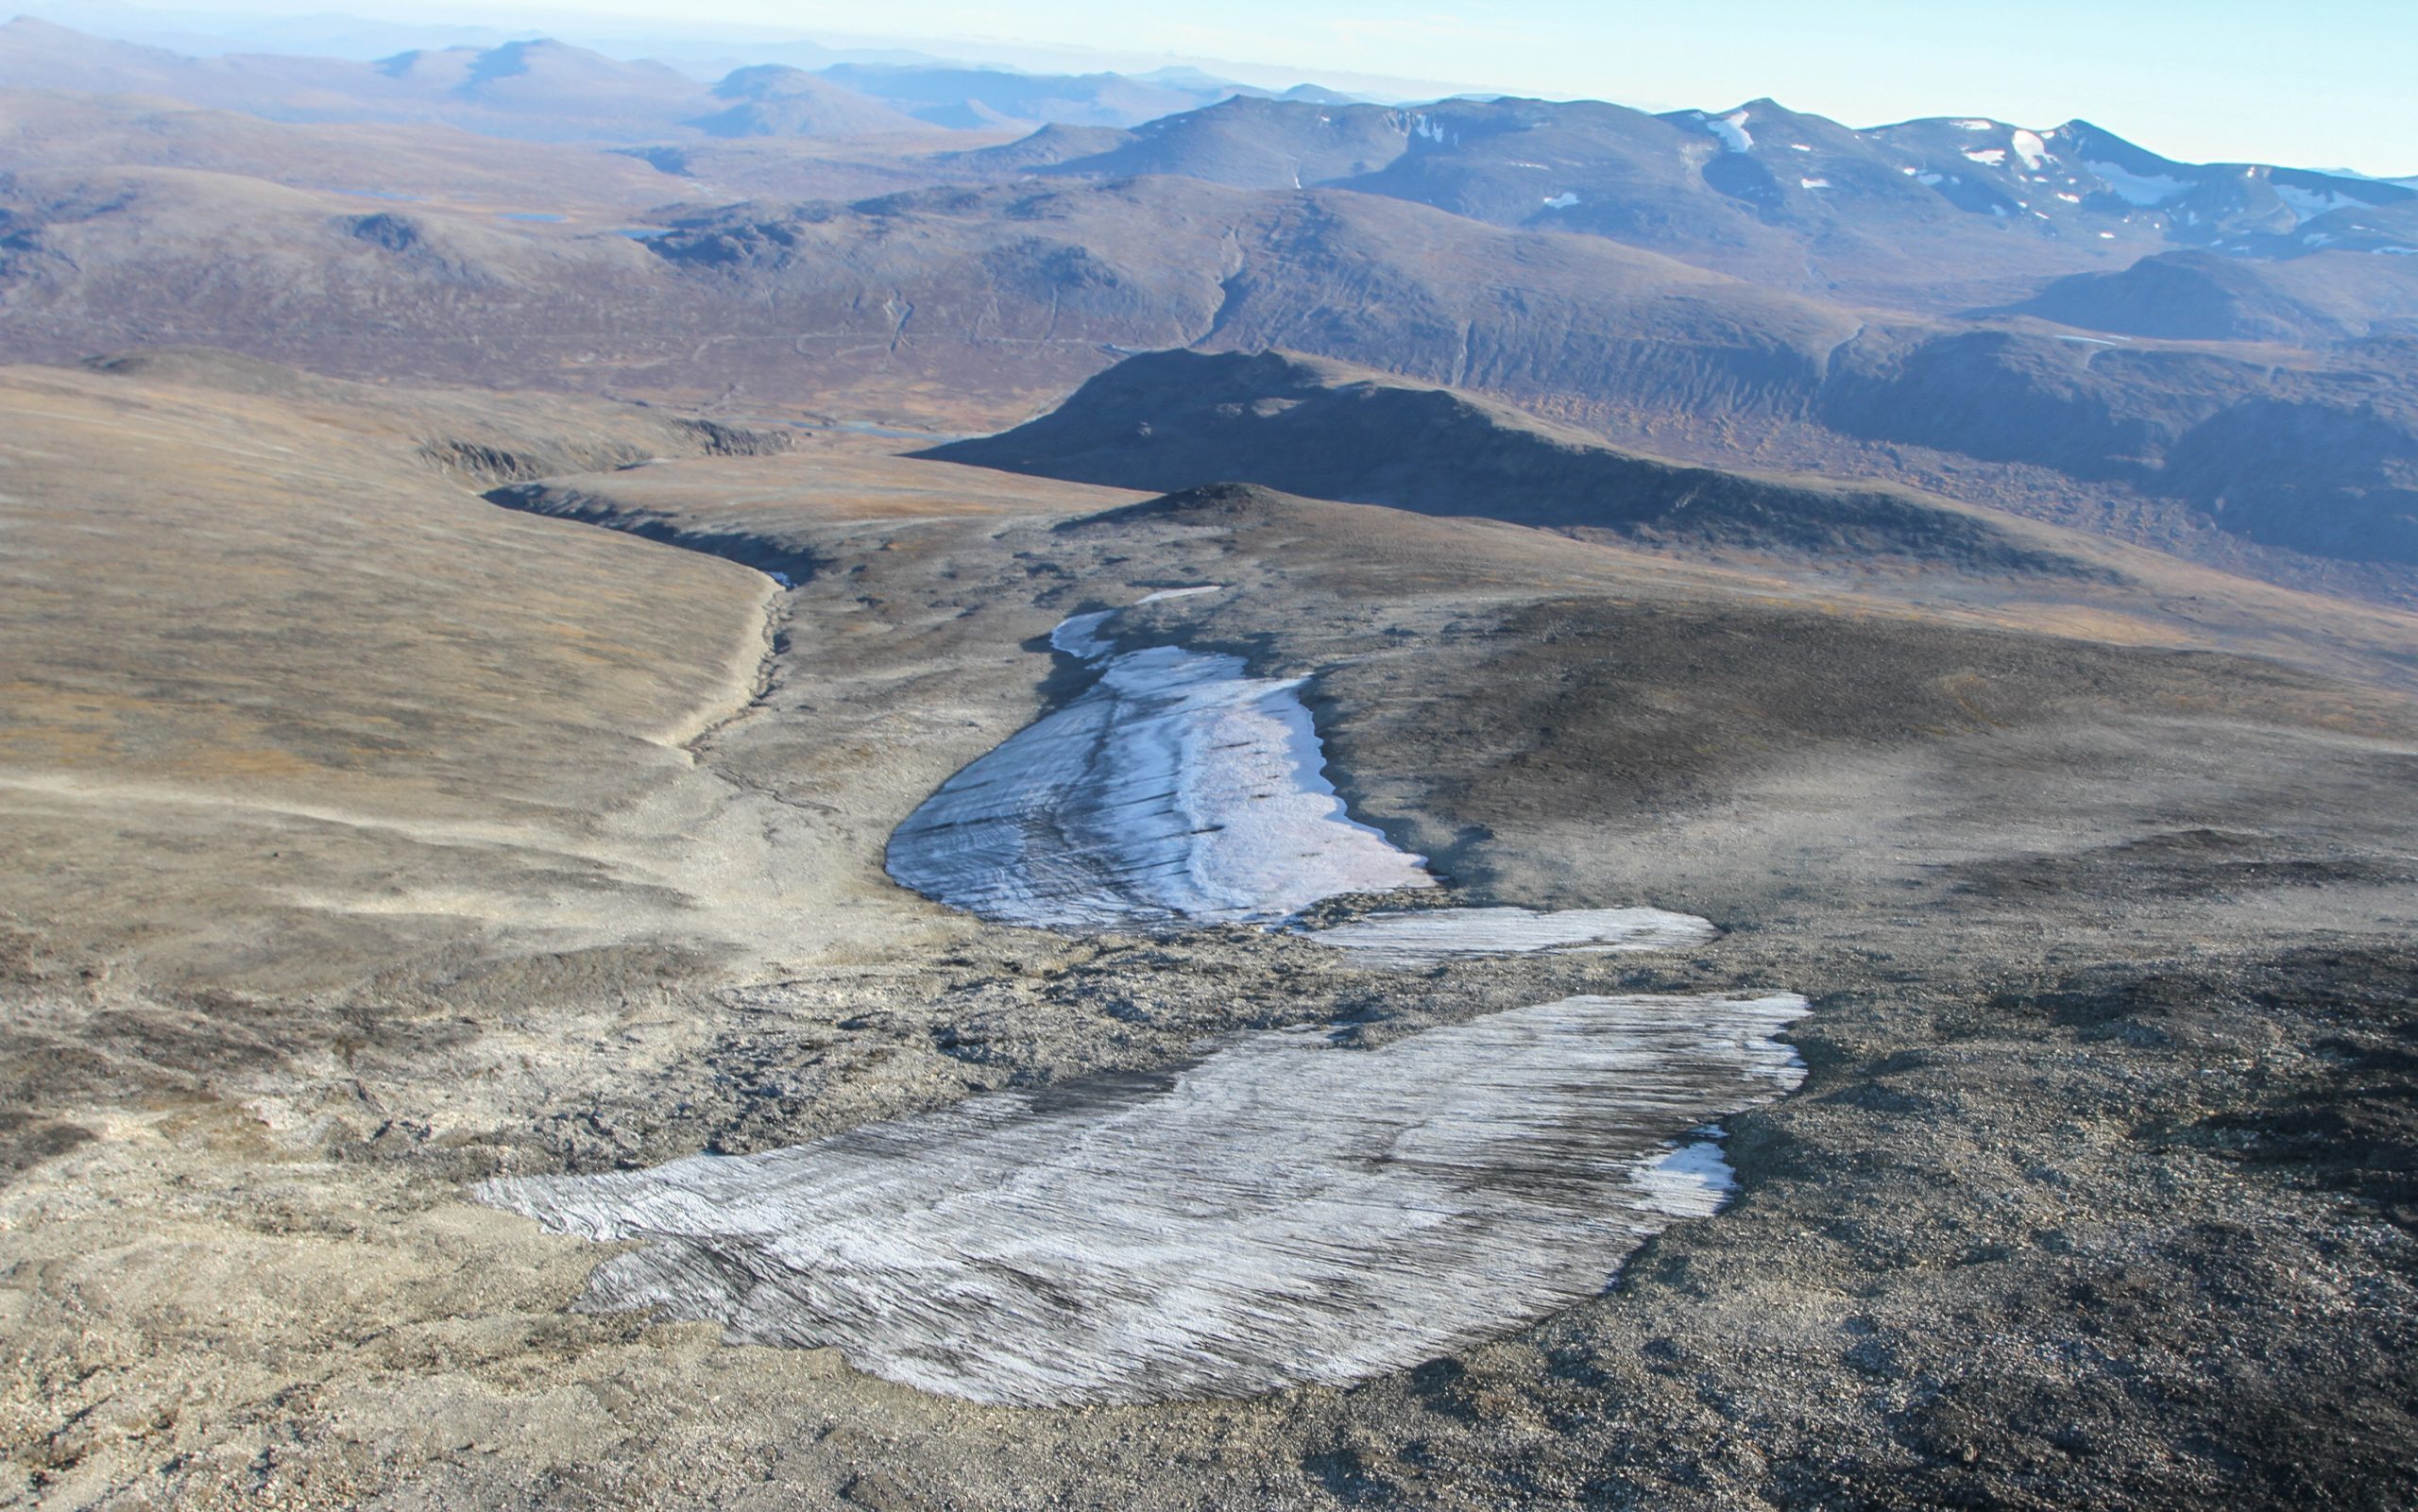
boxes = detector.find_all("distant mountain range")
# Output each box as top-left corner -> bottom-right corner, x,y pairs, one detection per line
0,19 -> 930,142
0,15 -> 2410,595
1025,95 -> 2418,284
0,18 -> 1345,140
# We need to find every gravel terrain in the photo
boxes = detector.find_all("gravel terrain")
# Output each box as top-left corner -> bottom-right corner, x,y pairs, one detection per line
4,365 -> 2416,1508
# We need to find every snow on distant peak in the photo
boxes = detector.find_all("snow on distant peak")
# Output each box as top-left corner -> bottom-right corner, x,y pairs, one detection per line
1963,147 -> 2008,166
2273,182 -> 2376,225
1541,192 -> 1580,210
2011,128 -> 2049,169
1799,177 -> 1831,189
1707,109 -> 1753,153
1951,118 -> 1993,130
2086,159 -> 2188,206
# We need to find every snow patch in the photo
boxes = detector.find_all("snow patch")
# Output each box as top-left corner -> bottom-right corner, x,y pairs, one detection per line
1135,584 -> 1223,603
1707,109 -> 1753,153
1541,192 -> 1580,210
1302,906 -> 1717,967
477,992 -> 1810,1407
1047,609 -> 1119,660
1963,147 -> 2008,167
1799,177 -> 1832,190
1628,1135 -> 1739,1218
2011,128 -> 2049,169
1951,119 -> 1993,130
2086,159 -> 2188,206
2273,182 -> 2374,224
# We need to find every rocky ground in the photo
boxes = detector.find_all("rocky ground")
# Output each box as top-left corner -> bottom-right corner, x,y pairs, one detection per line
3,361 -> 2416,1508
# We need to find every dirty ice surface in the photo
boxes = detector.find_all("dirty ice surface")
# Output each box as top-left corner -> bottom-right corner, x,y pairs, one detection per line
478,993 -> 1809,1407
1304,906 -> 1717,967
888,610 -> 1433,930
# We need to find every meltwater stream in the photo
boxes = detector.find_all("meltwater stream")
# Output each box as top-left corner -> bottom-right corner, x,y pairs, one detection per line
479,594 -> 1810,1407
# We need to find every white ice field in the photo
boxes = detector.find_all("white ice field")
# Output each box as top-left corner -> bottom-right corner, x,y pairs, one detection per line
478,993 -> 1810,1407
885,609 -> 1437,930
480,595 -> 1796,1406
891,604 -> 1728,953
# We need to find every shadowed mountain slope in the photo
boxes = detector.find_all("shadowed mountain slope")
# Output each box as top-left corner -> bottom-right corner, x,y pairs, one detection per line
928,349 -> 2103,574
3,158 -> 2412,585
1995,250 -> 2418,343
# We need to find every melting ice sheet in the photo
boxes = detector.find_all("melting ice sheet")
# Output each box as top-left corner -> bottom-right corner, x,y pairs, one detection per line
1303,906 -> 1719,967
887,625 -> 1433,930
478,993 -> 1808,1407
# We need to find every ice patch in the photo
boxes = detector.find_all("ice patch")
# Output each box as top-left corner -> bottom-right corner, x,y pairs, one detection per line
2086,159 -> 2188,206
766,569 -> 792,588
477,992 -> 1809,1407
1302,906 -> 1717,967
2379,246 -> 2418,255
2274,182 -> 2374,224
1707,110 -> 1753,153
1047,609 -> 1119,660
1628,1135 -> 1739,1218
1541,192 -> 1580,209
887,620 -> 1435,930
1916,171 -> 1945,186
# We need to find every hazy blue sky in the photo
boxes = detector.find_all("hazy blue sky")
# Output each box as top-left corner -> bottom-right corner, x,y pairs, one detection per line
55,0 -> 2418,171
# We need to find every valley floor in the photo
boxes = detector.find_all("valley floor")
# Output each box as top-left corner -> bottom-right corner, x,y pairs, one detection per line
3,361 -> 2415,1509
